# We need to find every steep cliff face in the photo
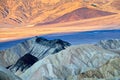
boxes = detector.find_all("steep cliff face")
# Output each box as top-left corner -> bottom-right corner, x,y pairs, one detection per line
20,44 -> 119,80
0,37 -> 71,67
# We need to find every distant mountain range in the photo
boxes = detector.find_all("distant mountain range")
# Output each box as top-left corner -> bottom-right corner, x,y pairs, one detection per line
0,0 -> 120,42
0,0 -> 120,25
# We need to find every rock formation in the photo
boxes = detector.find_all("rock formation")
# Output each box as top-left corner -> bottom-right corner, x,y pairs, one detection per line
66,57 -> 120,80
0,65 -> 21,80
0,0 -> 83,25
0,37 -> 70,74
36,7 -> 116,25
0,0 -> 119,25
78,57 -> 120,79
20,44 -> 120,80
1,38 -> 120,80
9,54 -> 38,75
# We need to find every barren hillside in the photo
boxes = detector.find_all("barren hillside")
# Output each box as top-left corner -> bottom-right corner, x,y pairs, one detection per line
0,0 -> 120,25
36,7 -> 116,25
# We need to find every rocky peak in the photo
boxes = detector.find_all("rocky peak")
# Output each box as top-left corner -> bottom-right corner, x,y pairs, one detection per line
35,37 -> 71,49
95,39 -> 120,53
0,37 -> 71,74
20,44 -> 120,80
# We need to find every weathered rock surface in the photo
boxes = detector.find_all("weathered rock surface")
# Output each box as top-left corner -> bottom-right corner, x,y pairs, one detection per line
20,44 -> 120,80
78,58 -> 120,79
96,39 -> 120,53
9,54 -> 38,75
0,65 -> 21,80
36,7 -> 115,25
0,49 -> 20,67
0,0 -> 83,25
0,0 -> 119,25
1,39 -> 120,80
0,37 -> 71,68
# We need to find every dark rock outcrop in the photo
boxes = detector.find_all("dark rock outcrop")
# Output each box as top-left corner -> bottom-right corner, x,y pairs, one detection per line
0,37 -> 71,74
9,54 -> 38,73
29,37 -> 71,59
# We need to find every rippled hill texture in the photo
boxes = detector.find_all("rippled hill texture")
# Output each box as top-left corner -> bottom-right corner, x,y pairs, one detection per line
0,0 -> 120,25
1,38 -> 120,80
36,7 -> 116,25
0,0 -> 120,42
1,0 -> 120,80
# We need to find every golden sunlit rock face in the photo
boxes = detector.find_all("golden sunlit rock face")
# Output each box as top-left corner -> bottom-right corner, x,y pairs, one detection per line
40,0 -> 60,4
36,7 -> 116,25
0,0 -> 120,25
0,0 -> 82,25
0,0 -> 120,42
